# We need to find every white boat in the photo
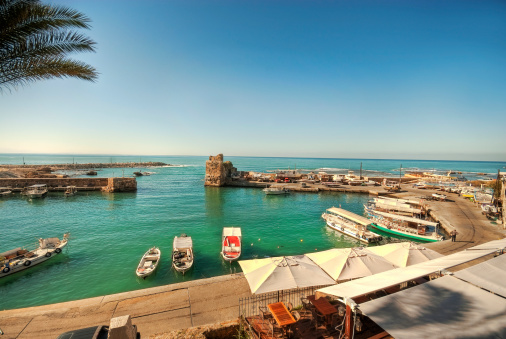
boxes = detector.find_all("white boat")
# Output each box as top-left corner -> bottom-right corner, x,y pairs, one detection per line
322,207 -> 383,244
0,187 -> 12,196
172,234 -> 193,274
221,227 -> 242,262
25,184 -> 48,198
136,247 -> 161,278
432,193 -> 447,201
263,187 -> 290,195
1,233 -> 70,278
64,186 -> 77,197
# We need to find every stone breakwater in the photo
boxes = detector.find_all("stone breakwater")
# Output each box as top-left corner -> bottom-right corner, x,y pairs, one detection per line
0,162 -> 168,170
0,177 -> 137,192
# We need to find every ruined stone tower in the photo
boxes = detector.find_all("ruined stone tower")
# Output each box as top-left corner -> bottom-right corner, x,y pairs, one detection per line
204,154 -> 236,186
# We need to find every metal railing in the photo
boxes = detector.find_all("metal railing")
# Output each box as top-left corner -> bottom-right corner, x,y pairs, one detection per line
239,285 -> 332,318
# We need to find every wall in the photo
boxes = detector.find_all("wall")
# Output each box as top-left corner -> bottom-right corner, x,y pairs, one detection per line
0,177 -> 137,192
205,154 -> 226,187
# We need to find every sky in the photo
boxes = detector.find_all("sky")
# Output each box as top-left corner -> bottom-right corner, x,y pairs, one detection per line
1,0 -> 505,161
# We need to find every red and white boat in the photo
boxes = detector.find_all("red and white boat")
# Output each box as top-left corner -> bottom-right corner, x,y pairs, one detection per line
221,227 -> 242,262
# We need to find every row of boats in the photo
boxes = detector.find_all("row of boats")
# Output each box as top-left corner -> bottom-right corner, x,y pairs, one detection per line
135,227 -> 242,278
322,197 -> 443,244
0,184 -> 78,198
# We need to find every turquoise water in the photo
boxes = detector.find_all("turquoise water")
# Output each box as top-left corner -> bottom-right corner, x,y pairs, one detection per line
1,155 -> 504,310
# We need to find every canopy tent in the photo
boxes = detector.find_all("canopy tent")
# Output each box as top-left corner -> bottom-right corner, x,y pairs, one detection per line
359,275 -> 506,339
374,197 -> 422,214
316,247 -> 496,300
239,255 -> 335,294
367,242 -> 443,267
222,227 -> 242,237
368,209 -> 438,227
465,238 -> 506,251
173,236 -> 192,249
325,207 -> 372,226
454,254 -> 506,298
305,247 -> 397,281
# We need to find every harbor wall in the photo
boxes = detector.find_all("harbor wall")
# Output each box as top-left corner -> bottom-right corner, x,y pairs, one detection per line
0,177 -> 137,192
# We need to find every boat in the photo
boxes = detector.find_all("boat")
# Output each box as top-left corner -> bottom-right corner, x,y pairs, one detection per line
172,234 -> 193,274
133,171 -> 143,177
85,170 -> 97,176
135,247 -> 161,278
0,187 -> 12,196
263,187 -> 290,195
221,227 -> 242,262
364,202 -> 442,242
0,233 -> 70,278
25,184 -> 48,198
64,186 -> 77,197
432,193 -> 447,201
322,207 -> 383,244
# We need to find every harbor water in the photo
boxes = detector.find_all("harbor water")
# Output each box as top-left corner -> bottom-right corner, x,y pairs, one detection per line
0,155 -> 504,310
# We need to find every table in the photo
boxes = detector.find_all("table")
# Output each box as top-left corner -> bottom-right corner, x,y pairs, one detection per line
268,302 -> 296,336
307,295 -> 338,325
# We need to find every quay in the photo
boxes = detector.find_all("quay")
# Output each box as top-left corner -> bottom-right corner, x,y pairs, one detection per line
0,177 -> 137,193
1,183 -> 504,338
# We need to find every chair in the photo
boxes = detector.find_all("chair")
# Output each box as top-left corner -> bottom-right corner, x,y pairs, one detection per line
259,306 -> 272,320
311,309 -> 326,330
285,302 -> 293,312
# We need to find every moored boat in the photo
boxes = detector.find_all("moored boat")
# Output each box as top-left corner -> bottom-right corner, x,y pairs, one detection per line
0,187 -> 12,196
322,207 -> 382,244
221,227 -> 242,262
1,233 -> 70,278
64,186 -> 77,197
172,234 -> 193,274
25,184 -> 48,198
263,186 -> 290,195
136,247 -> 161,278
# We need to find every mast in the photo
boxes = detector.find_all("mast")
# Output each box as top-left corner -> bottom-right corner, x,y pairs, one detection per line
360,162 -> 363,180
399,164 -> 402,186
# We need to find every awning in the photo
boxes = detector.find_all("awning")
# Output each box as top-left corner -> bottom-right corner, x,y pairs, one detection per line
374,200 -> 422,214
465,238 -> 506,251
316,248 -> 495,300
326,207 -> 372,226
369,209 -> 438,227
453,254 -> 506,298
173,236 -> 192,249
223,227 -> 242,237
359,275 -> 506,339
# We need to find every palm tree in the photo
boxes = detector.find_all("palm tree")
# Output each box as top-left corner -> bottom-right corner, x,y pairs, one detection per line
0,0 -> 98,91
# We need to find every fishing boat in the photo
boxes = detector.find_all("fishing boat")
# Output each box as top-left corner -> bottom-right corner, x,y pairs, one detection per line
25,184 -> 48,198
364,201 -> 442,242
263,186 -> 290,195
172,234 -> 193,274
136,247 -> 161,278
0,187 -> 12,196
322,207 -> 383,244
64,186 -> 77,197
0,233 -> 70,278
221,227 -> 242,262
432,193 -> 447,201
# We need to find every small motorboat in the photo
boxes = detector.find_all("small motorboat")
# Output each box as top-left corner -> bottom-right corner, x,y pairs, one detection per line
221,227 -> 242,262
136,247 -> 161,279
263,187 -> 290,195
172,234 -> 193,274
64,186 -> 77,197
25,184 -> 48,198
0,187 -> 12,197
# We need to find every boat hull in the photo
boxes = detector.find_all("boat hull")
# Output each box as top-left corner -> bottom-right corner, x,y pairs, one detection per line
136,248 -> 161,278
0,239 -> 68,278
370,222 -> 439,242
325,220 -> 381,244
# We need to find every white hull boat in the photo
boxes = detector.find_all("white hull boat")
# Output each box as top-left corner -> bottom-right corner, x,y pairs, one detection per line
172,234 -> 193,274
25,184 -> 48,198
0,187 -> 12,196
136,247 -> 161,278
322,208 -> 382,244
263,187 -> 290,195
64,186 -> 77,197
221,227 -> 242,262
1,233 -> 70,278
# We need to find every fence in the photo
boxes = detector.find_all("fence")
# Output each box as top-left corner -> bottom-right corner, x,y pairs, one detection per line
238,285 -> 332,318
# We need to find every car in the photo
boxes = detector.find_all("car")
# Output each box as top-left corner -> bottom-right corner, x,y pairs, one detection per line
56,325 -> 109,339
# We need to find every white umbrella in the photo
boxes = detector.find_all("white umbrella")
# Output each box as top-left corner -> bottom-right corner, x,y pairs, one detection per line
367,242 -> 443,267
306,247 -> 397,281
239,255 -> 335,294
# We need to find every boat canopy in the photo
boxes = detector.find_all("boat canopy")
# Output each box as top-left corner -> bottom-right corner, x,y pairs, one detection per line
223,227 -> 242,237
28,184 -> 47,188
375,197 -> 422,206
374,199 -> 422,214
359,275 -> 506,339
326,207 -> 372,226
370,209 -> 438,227
315,240 -> 505,300
173,236 -> 192,249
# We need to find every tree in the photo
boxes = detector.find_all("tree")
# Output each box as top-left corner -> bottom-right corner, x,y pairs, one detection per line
0,0 -> 98,91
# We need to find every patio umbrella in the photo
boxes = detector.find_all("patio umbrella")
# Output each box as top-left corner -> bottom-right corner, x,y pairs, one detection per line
306,247 -> 397,281
367,242 -> 443,267
238,255 -> 335,294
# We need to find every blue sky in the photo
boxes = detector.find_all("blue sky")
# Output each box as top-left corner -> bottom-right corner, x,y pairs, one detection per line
1,0 -> 505,160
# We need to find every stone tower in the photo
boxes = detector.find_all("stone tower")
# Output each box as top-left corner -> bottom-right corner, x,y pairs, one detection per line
205,154 -> 236,186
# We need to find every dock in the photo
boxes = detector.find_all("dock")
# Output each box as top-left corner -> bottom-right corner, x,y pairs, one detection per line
0,177 -> 137,193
